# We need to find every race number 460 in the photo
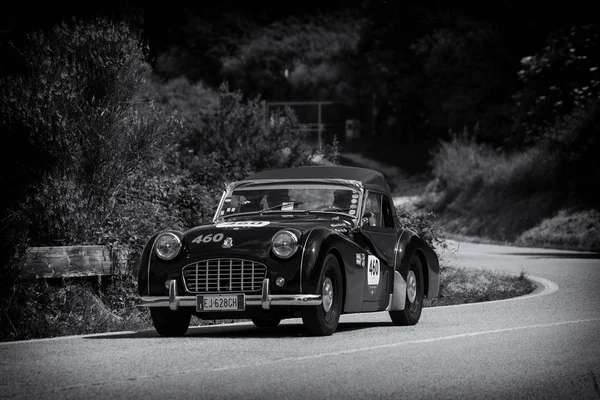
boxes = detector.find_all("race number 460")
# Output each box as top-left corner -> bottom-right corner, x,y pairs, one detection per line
367,255 -> 380,285
191,233 -> 224,244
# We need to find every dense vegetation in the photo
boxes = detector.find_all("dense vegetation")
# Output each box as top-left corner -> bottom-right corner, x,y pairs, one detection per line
0,2 -> 596,340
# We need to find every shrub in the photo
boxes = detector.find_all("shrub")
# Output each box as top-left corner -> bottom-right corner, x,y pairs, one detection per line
396,207 -> 447,254
420,132 -> 564,241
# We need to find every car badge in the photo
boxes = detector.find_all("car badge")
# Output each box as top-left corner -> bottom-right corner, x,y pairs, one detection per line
222,237 -> 233,248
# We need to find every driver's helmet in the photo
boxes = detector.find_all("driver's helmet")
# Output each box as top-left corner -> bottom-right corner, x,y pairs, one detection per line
332,189 -> 353,209
265,189 -> 290,207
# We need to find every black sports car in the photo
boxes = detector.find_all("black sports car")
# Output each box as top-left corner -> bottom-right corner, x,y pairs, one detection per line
137,166 -> 440,336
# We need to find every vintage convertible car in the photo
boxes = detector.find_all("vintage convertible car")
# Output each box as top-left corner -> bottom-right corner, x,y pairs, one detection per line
137,165 -> 440,336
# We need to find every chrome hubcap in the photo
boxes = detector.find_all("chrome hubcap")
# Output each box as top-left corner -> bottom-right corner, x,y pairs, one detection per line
407,270 -> 417,303
322,277 -> 333,312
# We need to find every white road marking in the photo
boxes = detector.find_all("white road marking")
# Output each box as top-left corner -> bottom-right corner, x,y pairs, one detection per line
209,318 -> 600,371
27,317 -> 600,397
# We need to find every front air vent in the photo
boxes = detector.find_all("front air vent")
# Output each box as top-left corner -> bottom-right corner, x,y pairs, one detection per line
182,258 -> 267,293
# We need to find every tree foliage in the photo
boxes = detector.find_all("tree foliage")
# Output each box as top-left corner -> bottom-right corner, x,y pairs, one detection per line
512,24 -> 600,142
177,83 -> 315,188
220,11 -> 364,101
0,18 -> 176,250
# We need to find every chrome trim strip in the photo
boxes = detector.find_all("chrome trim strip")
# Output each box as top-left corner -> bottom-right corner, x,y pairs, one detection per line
137,294 -> 322,309
168,279 -> 178,311
385,294 -> 393,311
261,278 -> 270,310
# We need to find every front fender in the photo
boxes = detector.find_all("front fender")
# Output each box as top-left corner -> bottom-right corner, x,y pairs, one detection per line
300,227 -> 329,291
301,227 -> 359,288
137,232 -> 160,296
300,227 -> 365,311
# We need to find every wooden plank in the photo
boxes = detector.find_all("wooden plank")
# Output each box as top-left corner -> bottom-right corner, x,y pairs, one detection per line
22,245 -> 129,279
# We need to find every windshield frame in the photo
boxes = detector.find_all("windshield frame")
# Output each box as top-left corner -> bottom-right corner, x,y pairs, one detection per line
212,180 -> 365,224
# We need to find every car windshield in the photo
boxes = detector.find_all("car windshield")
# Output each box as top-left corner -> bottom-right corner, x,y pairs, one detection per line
216,184 -> 362,219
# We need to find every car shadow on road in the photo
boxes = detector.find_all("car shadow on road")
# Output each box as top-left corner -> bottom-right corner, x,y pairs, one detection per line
83,321 -> 397,340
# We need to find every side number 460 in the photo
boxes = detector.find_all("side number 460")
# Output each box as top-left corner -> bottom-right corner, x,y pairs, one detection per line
191,233 -> 224,244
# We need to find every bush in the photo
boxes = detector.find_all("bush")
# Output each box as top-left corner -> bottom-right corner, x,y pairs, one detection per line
396,207 -> 446,253
420,132 -> 564,241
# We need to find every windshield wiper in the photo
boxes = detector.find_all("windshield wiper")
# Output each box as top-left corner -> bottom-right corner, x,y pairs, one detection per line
259,201 -> 304,214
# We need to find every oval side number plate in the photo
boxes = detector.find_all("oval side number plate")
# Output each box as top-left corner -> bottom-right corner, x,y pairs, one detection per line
196,294 -> 245,312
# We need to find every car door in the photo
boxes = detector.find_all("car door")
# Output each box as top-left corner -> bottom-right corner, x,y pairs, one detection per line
357,191 -> 397,309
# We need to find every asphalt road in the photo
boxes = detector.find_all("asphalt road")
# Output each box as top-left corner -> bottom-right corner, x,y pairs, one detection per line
1,240 -> 599,400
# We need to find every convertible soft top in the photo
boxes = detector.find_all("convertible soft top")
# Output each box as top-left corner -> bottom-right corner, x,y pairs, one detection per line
242,166 -> 391,193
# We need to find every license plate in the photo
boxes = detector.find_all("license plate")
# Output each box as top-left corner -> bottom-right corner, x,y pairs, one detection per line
196,294 -> 245,312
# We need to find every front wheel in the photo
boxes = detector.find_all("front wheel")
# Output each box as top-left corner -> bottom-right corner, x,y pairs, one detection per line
389,253 -> 424,325
150,308 -> 191,337
302,254 -> 343,336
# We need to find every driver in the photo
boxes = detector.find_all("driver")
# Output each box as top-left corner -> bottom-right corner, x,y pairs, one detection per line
332,189 -> 353,210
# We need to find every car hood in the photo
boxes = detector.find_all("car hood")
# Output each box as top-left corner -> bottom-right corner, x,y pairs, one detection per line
182,218 -> 353,256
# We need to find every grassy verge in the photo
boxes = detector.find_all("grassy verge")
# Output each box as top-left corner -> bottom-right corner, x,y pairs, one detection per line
424,265 -> 536,307
0,263 -> 536,341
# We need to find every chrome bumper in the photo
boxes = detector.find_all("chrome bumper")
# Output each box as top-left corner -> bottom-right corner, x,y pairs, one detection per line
138,278 -> 322,311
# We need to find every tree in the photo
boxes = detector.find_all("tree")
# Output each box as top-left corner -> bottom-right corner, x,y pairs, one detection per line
220,11 -> 363,102
512,24 -> 600,143
0,18 -> 176,251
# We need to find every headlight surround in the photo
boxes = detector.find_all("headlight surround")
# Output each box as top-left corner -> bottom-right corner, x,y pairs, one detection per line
154,232 -> 182,260
271,230 -> 299,259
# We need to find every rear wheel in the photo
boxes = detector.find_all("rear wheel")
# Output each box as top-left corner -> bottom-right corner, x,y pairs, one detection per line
150,308 -> 191,337
389,253 -> 424,325
252,316 -> 281,328
302,254 -> 343,336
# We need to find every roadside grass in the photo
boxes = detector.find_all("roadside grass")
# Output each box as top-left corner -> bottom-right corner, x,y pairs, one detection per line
424,265 -> 536,307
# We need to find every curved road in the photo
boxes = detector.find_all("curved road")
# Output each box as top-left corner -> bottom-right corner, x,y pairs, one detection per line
1,241 -> 599,399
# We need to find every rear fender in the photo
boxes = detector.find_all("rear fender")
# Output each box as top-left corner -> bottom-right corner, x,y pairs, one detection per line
394,229 -> 439,298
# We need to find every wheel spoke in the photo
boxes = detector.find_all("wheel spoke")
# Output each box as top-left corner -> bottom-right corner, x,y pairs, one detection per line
407,270 -> 417,303
322,277 -> 333,312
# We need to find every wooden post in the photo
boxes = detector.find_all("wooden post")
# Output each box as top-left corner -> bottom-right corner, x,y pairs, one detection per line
22,245 -> 129,279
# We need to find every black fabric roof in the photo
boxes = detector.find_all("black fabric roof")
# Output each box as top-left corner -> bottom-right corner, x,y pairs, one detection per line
241,166 -> 391,193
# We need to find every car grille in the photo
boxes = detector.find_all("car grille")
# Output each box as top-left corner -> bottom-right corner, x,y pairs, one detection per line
182,258 -> 267,293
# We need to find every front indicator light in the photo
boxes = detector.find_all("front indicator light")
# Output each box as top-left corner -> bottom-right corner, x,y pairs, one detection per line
155,232 -> 181,260
275,277 -> 286,287
271,230 -> 299,259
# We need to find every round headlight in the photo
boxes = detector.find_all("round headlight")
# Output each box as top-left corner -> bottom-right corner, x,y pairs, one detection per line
271,230 -> 299,259
154,232 -> 181,260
